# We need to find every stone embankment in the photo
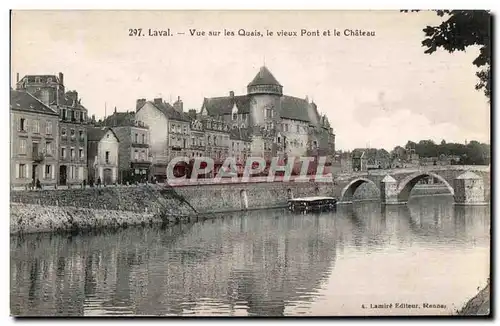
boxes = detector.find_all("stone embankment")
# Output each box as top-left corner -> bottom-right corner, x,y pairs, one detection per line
10,180 -> 452,235
10,185 -> 196,234
10,181 -> 331,234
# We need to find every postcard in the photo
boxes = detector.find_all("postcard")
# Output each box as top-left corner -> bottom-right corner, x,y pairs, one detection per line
9,10 -> 491,317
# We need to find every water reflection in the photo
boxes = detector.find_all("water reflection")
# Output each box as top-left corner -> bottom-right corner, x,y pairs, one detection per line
11,196 -> 490,316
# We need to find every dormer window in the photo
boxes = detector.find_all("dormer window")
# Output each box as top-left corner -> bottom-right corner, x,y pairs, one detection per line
47,77 -> 52,82
35,77 -> 41,83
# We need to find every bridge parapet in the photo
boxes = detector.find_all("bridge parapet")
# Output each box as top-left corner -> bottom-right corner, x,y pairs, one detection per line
335,165 -> 490,205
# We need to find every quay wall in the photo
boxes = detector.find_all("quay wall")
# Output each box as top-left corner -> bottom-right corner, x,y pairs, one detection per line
9,181 -> 452,235
10,182 -> 331,234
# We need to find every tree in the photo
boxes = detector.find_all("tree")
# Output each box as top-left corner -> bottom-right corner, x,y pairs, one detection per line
420,10 -> 491,99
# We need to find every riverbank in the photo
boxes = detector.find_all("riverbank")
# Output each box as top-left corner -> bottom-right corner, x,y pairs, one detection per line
10,182 -> 331,234
458,280 -> 490,316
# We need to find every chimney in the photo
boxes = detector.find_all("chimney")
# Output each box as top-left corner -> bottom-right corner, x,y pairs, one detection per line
305,95 -> 309,103
188,109 -> 197,119
66,91 -> 78,103
58,72 -> 64,86
229,91 -> 234,97
16,73 -> 19,83
136,98 -> 146,111
114,106 -> 117,114
173,96 -> 183,112
153,98 -> 163,106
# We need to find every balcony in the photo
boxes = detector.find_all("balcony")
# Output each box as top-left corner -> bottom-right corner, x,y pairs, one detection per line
32,152 -> 44,163
131,142 -> 149,148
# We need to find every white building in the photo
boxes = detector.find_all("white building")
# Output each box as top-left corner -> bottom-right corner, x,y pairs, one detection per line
87,127 -> 119,185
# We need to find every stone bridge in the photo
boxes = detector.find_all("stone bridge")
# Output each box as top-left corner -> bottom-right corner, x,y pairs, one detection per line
332,165 -> 490,205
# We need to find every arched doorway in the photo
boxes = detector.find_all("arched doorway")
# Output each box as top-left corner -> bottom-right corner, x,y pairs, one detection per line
103,168 -> 113,185
59,165 -> 67,185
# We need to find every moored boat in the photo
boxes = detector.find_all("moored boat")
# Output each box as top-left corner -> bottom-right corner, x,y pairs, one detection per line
288,196 -> 337,213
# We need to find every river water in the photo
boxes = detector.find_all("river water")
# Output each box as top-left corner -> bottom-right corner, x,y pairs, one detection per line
10,195 -> 490,316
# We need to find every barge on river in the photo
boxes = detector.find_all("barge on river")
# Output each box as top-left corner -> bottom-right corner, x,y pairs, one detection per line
288,196 -> 337,213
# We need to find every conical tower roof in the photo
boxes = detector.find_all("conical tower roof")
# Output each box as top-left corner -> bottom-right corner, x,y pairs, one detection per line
248,66 -> 282,87
247,66 -> 283,96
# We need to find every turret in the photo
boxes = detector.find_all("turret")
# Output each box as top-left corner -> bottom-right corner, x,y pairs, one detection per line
247,66 -> 283,96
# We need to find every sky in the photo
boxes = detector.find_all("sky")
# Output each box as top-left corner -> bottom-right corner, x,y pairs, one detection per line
10,10 -> 490,151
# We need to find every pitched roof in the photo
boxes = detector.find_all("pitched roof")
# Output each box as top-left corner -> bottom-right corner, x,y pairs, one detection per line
87,127 -> 119,142
10,89 -> 58,116
102,111 -> 136,127
280,96 -> 311,122
248,66 -> 282,87
352,148 -> 391,160
59,95 -> 86,110
142,100 -> 192,122
202,95 -> 250,116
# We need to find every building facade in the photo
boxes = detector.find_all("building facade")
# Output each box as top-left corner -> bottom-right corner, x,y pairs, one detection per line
10,89 -> 59,188
16,72 -> 88,186
87,127 -> 119,185
135,97 -> 192,181
200,66 -> 335,164
102,111 -> 152,183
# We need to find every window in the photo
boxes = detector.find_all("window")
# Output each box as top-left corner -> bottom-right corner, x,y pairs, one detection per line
70,148 -> 75,158
142,134 -> 145,144
19,118 -> 26,131
80,112 -> 85,122
79,148 -> 84,158
70,129 -> 75,138
19,139 -> 27,154
141,150 -> 145,160
18,164 -> 26,178
46,121 -> 52,134
61,147 -> 66,158
62,109 -> 67,120
105,151 -> 110,164
207,135 -> 211,145
135,133 -> 138,143
45,165 -> 51,179
46,141 -> 52,156
35,77 -> 41,83
61,128 -> 67,137
33,120 -> 40,133
70,110 -> 75,121
183,126 -> 187,134
214,137 -> 217,146
192,137 -> 195,146
232,142 -> 235,150
134,150 -> 139,160
79,130 -> 84,141
75,111 -> 80,121
296,125 -> 300,133
232,113 -> 237,120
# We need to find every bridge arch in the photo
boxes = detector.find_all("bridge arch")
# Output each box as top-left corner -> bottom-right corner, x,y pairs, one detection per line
397,172 -> 454,203
340,178 -> 380,203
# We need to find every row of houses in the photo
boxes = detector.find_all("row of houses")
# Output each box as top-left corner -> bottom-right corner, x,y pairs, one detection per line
10,73 -> 149,188
11,66 -> 337,187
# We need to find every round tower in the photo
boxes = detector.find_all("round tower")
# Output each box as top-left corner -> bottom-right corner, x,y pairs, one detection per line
247,66 -> 283,127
